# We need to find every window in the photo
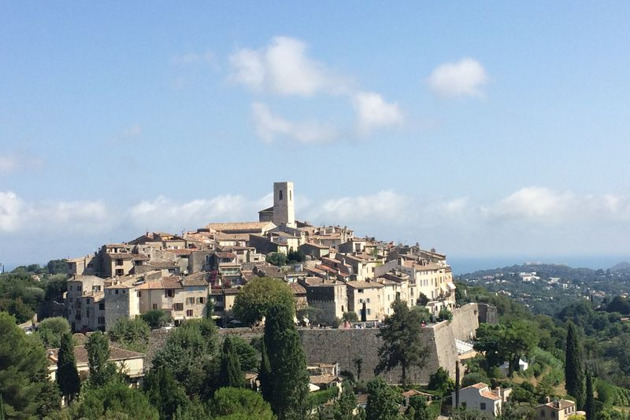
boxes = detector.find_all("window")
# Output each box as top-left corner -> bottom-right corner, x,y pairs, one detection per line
540,410 -> 545,417
137,291 -> 142,297
152,303 -> 157,310
115,269 -> 124,276
166,289 -> 174,298
115,289 -> 119,295
186,310 -> 193,317
99,303 -> 105,310
279,190 -> 283,201
98,317 -> 105,325
173,303 -> 184,311
358,289 -> 364,294
367,309 -> 371,315
186,297 -> 195,305
197,297 -> 205,304
116,259 -> 123,266
480,403 -> 486,410
367,298 -> 370,303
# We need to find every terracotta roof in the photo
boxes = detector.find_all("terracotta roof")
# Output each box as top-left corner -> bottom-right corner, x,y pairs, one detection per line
135,277 -> 183,290
181,274 -> 209,287
215,251 -> 237,259
542,400 -> 575,410
481,391 -> 501,401
206,221 -> 275,232
107,253 -> 149,260
47,345 -> 144,366
346,281 -> 384,289
289,283 -> 306,294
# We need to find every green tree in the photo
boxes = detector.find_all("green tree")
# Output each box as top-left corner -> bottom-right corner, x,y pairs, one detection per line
286,250 -> 306,264
57,332 -> 81,404
232,277 -> 295,326
210,387 -> 274,419
220,336 -> 244,388
142,365 -> 190,420
266,252 -> 288,267
109,317 -> 151,352
333,382 -> 359,420
366,377 -> 400,420
259,339 -> 273,404
85,331 -> 118,388
502,320 -> 539,375
231,336 -> 258,372
151,318 -> 218,397
428,367 -> 455,397
37,316 -> 71,348
343,312 -> 359,323
73,380 -> 159,419
261,304 -> 310,420
141,309 -> 172,329
0,312 -> 57,418
375,298 -> 427,386
565,322 -> 585,409
585,369 -> 594,420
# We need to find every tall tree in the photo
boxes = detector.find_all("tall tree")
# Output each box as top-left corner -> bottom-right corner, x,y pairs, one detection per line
261,304 -> 310,420
220,336 -> 243,388
565,322 -> 585,409
258,340 -> 273,404
57,332 -> 81,404
232,277 -> 295,326
142,365 -> 190,420
375,298 -> 427,386
151,318 -> 218,397
73,380 -> 159,419
366,377 -> 400,420
85,331 -> 118,388
585,368 -> 594,420
0,311 -> 57,418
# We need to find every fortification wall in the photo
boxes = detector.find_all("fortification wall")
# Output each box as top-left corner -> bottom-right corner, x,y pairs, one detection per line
299,303 -> 480,384
145,303 -> 481,385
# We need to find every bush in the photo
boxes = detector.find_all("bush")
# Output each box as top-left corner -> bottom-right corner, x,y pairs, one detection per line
141,310 -> 172,329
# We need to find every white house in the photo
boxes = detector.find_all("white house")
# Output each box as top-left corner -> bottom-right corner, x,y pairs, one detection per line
453,382 -> 511,417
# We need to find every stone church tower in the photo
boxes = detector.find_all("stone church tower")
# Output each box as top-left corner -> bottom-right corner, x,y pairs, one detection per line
272,181 -> 295,228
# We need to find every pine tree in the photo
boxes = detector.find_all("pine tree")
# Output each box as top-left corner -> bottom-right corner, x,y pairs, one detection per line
57,332 -> 81,404
366,377 -> 400,420
375,298 -> 427,386
585,368 -> 594,420
565,322 -> 585,409
219,336 -> 243,388
261,304 -> 310,420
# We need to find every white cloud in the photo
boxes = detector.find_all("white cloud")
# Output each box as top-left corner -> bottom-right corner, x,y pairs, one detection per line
229,36 -> 344,96
0,157 -> 18,174
427,58 -> 488,98
353,92 -> 403,134
307,191 -> 410,224
128,194 -> 259,232
251,103 -> 337,144
0,191 -> 23,231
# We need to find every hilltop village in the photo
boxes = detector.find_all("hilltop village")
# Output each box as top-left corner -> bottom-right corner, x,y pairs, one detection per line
66,181 -> 457,332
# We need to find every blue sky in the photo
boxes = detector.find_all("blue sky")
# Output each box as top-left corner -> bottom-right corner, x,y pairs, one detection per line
2,2 -> 630,268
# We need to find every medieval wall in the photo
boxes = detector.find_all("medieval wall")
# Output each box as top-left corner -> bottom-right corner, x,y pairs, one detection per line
299,303 -> 480,384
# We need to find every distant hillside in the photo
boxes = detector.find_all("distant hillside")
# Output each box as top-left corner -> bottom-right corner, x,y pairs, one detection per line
457,262 -> 630,316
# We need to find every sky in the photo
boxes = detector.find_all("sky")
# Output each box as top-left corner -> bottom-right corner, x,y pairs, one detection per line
2,2 -> 630,270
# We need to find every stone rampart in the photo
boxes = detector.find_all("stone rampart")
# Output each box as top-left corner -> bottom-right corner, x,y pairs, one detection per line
299,303 -> 479,384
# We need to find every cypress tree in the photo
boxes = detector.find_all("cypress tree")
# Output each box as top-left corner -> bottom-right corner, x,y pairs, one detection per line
219,336 -> 243,388
262,304 -> 310,420
565,322 -> 585,409
57,332 -> 81,404
259,340 -> 273,403
585,368 -> 594,420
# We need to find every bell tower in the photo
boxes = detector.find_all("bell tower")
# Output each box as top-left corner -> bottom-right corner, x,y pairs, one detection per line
273,181 -> 295,228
